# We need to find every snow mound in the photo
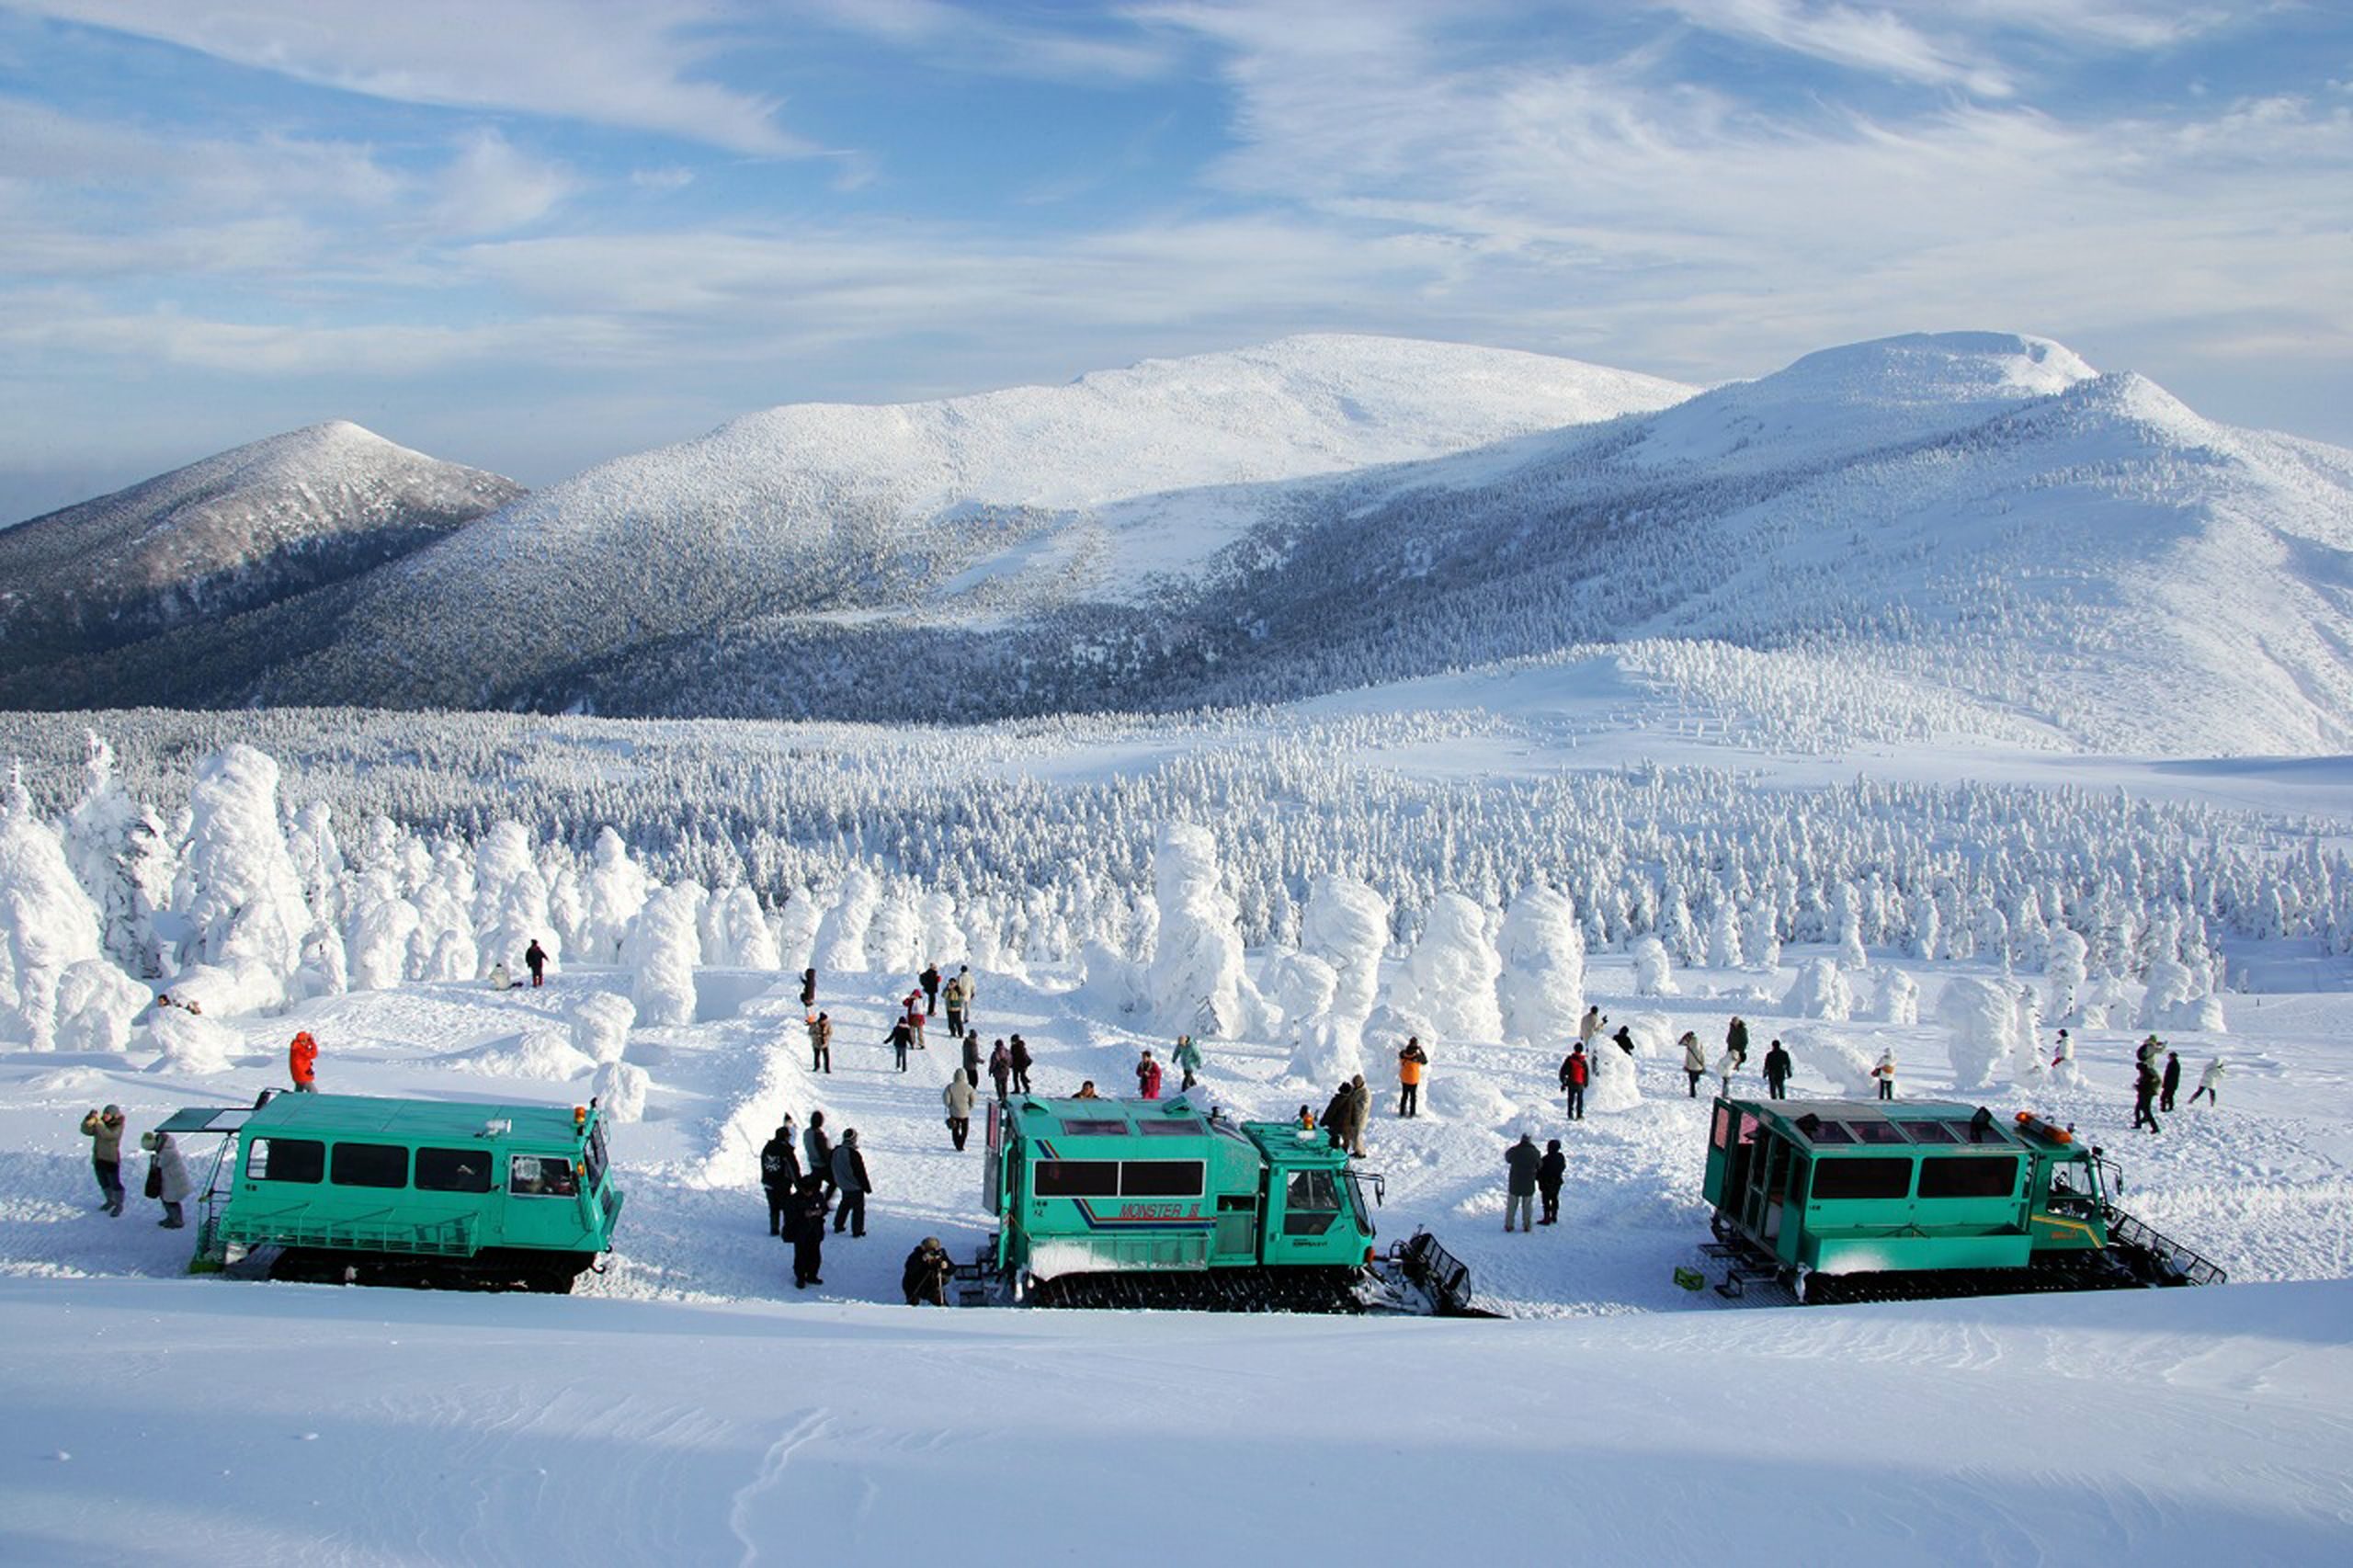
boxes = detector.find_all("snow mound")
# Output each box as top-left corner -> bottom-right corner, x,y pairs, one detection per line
447,1028 -> 595,1083
145,1006 -> 239,1074
570,993 -> 637,1065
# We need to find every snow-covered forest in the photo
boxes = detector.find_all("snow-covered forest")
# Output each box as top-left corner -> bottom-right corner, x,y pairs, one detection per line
0,700 -> 2331,1059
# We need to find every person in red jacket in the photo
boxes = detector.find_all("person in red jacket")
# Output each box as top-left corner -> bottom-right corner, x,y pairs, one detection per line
289,1030 -> 320,1093
1558,1042 -> 1589,1121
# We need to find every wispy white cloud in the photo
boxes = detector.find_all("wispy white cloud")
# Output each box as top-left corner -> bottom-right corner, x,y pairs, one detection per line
6,0 -> 812,154
1651,1 -> 2015,95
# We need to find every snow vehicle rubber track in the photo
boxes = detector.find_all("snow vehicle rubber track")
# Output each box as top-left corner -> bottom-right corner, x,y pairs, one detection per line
1699,1096 -> 2226,1305
972,1094 -> 1484,1314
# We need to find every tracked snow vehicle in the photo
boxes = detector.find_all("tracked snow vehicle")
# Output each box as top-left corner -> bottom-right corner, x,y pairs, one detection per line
1699,1096 -> 2224,1304
165,1090 -> 624,1292
969,1093 -> 1484,1313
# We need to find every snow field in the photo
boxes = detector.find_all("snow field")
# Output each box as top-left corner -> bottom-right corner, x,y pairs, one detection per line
1,1271 -> 2346,1566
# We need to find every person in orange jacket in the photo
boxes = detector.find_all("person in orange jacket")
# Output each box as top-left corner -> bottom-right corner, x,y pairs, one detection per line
289,1030 -> 320,1093
1397,1037 -> 1429,1118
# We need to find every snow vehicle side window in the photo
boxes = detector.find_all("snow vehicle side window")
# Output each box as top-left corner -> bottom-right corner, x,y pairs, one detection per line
1810,1157 -> 1912,1201
1282,1169 -> 1341,1235
1899,1122 -> 1959,1144
1058,1119 -> 1129,1138
1119,1161 -> 1204,1199
1033,1160 -> 1120,1198
1711,1107 -> 1731,1150
585,1125 -> 609,1189
1850,1120 -> 1909,1145
330,1142 -> 410,1188
415,1147 -> 494,1193
246,1137 -> 324,1184
509,1155 -> 578,1197
1917,1155 -> 2020,1200
1140,1119 -> 1204,1137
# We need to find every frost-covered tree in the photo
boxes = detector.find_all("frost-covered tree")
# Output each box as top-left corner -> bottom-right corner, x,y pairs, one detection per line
1781,957 -> 1852,1021
1150,823 -> 1255,1039
1631,935 -> 1677,997
813,867 -> 881,973
773,884 -> 823,973
1496,884 -> 1583,1050
285,800 -> 346,929
704,884 -> 780,970
1706,903 -> 1743,970
866,885 -> 925,976
2046,926 -> 2088,1020
54,957 -> 149,1051
290,922 -> 348,1003
1909,892 -> 1941,961
1874,968 -> 1919,1026
63,732 -> 144,972
1399,891 -> 1504,1040
584,826 -> 651,962
1301,874 -> 1390,1025
0,772 -> 107,1050
345,868 -> 422,993
920,890 -> 967,967
1937,976 -> 2016,1090
172,744 -> 308,1010
1742,903 -> 1781,971
629,884 -> 704,1027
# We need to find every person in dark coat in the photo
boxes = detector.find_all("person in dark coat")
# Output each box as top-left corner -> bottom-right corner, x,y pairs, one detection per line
988,1039 -> 1013,1102
903,1237 -> 954,1307
759,1119 -> 802,1235
1321,1083 -> 1351,1152
1537,1138 -> 1567,1225
1504,1134 -> 1541,1233
961,1029 -> 983,1089
888,1017 -> 915,1072
1559,1043 -> 1589,1120
1763,1039 -> 1792,1100
523,938 -> 549,987
1612,1024 -> 1636,1057
1008,1034 -> 1033,1094
1726,1016 -> 1750,1068
799,968 -> 818,1009
786,1174 -> 829,1288
2132,1061 -> 2163,1132
803,1111 -> 835,1197
1135,1050 -> 1163,1100
2160,1050 -> 2182,1113
808,1011 -> 832,1074
830,1129 -> 871,1237
920,962 -> 942,1017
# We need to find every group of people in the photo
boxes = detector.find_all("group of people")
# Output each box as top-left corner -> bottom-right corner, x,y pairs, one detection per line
757,1110 -> 876,1289
2131,1036 -> 2225,1132
78,1105 -> 192,1228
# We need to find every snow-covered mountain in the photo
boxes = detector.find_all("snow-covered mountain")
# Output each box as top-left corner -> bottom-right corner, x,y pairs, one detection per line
0,421 -> 524,671
10,331 -> 2352,755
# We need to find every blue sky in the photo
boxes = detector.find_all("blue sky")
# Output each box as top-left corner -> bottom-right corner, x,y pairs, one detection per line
1,0 -> 2347,520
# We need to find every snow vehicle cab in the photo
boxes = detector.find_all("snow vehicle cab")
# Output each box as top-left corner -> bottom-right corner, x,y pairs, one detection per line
980,1094 -> 1385,1310
167,1090 -> 624,1291
1699,1096 -> 2224,1303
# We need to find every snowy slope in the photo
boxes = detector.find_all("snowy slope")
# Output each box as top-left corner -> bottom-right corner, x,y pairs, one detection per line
0,421 -> 524,664
251,335 -> 1695,708
3,1273 -> 2345,1566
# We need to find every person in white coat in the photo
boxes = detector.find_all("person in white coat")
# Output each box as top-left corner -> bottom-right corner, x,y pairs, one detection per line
942,1069 -> 976,1151
140,1129 -> 193,1229
1712,1048 -> 1740,1098
1872,1048 -> 1897,1101
2188,1057 -> 2225,1107
1680,1032 -> 1708,1097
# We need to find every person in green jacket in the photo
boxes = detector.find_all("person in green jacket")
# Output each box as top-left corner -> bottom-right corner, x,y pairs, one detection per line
1171,1034 -> 1204,1091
